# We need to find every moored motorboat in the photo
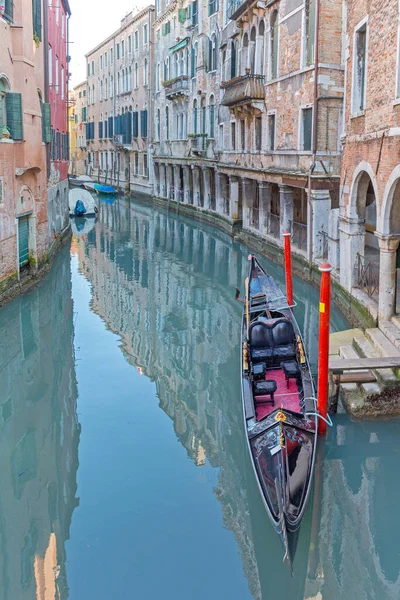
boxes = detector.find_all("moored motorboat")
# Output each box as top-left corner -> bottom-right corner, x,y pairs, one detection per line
241,255 -> 318,571
69,188 -> 98,217
94,183 -> 117,195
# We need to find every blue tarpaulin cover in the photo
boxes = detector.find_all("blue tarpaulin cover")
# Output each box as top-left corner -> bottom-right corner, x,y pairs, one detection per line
74,200 -> 86,216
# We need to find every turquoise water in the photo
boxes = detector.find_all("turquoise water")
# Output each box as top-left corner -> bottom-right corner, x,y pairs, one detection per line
0,196 -> 399,599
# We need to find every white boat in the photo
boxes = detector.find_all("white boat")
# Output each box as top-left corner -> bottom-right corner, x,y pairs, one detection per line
71,217 -> 96,236
83,181 -> 96,191
69,188 -> 98,217
69,174 -> 94,188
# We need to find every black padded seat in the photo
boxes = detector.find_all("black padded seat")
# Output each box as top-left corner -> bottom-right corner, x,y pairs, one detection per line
254,380 -> 277,404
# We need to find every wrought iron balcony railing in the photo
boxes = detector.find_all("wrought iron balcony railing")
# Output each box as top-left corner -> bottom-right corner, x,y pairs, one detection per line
221,74 -> 265,108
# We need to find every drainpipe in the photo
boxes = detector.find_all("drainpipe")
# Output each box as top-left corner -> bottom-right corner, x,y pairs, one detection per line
308,0 -> 320,268
43,0 -> 51,179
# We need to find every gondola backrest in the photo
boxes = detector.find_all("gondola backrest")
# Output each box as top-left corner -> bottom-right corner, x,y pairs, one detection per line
271,320 -> 295,346
249,322 -> 272,348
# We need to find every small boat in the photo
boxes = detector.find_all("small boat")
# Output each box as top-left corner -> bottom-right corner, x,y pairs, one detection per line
241,255 -> 317,572
94,184 -> 117,195
68,174 -> 94,188
83,181 -> 96,191
69,188 -> 98,217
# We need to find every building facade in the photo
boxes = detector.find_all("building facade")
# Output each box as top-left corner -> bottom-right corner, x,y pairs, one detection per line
69,81 -> 87,176
339,0 -> 400,324
0,1 -> 49,287
152,0 -> 344,268
85,6 -> 155,196
47,0 -> 71,241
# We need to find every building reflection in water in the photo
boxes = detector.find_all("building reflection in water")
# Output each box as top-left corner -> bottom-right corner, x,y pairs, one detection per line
0,247 -> 80,600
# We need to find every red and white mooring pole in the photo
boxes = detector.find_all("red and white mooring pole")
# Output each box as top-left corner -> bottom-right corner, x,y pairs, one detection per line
283,231 -> 294,307
317,263 -> 332,435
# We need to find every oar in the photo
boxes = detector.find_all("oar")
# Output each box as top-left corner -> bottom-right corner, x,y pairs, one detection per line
245,277 -> 250,339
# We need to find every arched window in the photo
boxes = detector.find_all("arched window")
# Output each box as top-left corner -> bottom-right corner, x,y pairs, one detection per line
193,99 -> 198,133
157,108 -> 161,140
174,53 -> 179,77
201,97 -> 206,133
250,27 -> 256,74
242,33 -> 249,74
0,76 -> 10,131
270,10 -> 279,79
210,34 -> 217,71
164,56 -> 170,82
209,95 -> 215,138
191,43 -> 198,78
258,21 -> 265,75
165,105 -> 169,140
230,40 -> 238,79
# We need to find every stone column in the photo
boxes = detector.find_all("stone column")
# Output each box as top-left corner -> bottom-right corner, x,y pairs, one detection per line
259,181 -> 271,236
309,189 -> 331,260
216,172 -> 224,214
328,208 -> 340,270
174,165 -> 181,202
192,166 -> 201,206
377,235 -> 400,322
203,168 -> 212,210
230,175 -> 240,220
159,164 -> 166,198
241,178 -> 253,230
279,184 -> 294,238
339,215 -> 365,291
183,165 -> 190,204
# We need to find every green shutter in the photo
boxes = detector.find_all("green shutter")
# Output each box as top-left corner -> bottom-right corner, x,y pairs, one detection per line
82,106 -> 87,122
4,0 -> 13,22
18,217 -> 29,268
6,93 -> 23,140
32,0 -> 42,41
162,23 -> 166,36
41,102 -> 51,143
178,8 -> 186,23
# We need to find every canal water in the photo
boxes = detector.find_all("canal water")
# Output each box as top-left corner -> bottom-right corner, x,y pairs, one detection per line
0,196 -> 399,600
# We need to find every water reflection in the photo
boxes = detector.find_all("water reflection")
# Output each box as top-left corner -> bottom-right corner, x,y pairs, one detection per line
0,248 -> 79,600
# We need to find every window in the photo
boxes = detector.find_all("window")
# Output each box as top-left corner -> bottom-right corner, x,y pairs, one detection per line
162,21 -> 171,36
135,31 -> 138,49
100,55 -> 103,70
91,60 -> 95,75
352,21 -> 367,113
304,0 -> 316,66
267,112 -> 276,150
100,80 -> 103,101
208,0 -> 218,16
87,61 -> 90,77
61,66 -> 64,99
117,43 -> 120,60
1,82 -> 23,140
110,75 -> 114,98
144,24 -> 148,44
128,35 -> 132,53
110,48 -> 114,65
134,63 -> 138,88
144,153 -> 148,177
87,86 -> 91,104
92,84 -> 95,104
122,40 -> 124,58
230,40 -> 238,79
144,59 -> 148,86
105,78 -> 108,99
240,119 -> 245,151
134,153 -> 139,176
191,1 -> 198,26
209,34 -> 217,71
157,108 -> 161,139
156,63 -> 160,91
219,123 -> 223,147
141,110 -> 148,138
209,96 -> 215,138
156,0 -> 160,13
55,0 -> 59,24
193,99 -> 198,133
255,116 -> 262,151
117,73 -> 120,95
49,46 -> 53,85
191,44 -> 197,78
300,107 -> 312,151
270,10 -> 279,79
32,0 -> 42,41
2,0 -> 13,22
105,52 -> 108,67
55,57 -> 59,92
231,122 -> 236,150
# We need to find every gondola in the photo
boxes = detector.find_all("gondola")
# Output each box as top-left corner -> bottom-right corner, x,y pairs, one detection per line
241,255 -> 318,572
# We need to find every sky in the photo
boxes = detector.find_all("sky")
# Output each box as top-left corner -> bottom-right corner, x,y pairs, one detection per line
68,0 -> 149,88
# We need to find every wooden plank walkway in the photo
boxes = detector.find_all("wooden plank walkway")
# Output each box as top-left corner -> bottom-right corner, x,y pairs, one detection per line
329,357 -> 400,374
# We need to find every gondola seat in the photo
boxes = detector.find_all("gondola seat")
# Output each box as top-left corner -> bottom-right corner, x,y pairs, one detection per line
249,318 -> 296,366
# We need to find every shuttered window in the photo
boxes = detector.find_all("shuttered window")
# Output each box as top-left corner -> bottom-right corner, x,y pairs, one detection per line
56,131 -> 61,159
104,120 -> 108,138
301,107 -> 312,151
18,217 -> 29,268
5,93 -> 23,140
140,110 -> 148,138
41,102 -> 51,142
208,0 -> 218,16
99,121 -> 103,139
162,21 -> 170,36
51,128 -> 56,158
132,111 -> 139,137
82,106 -> 87,122
191,1 -> 198,26
178,8 -> 187,23
108,116 -> 113,138
32,0 -> 42,41
122,112 -> 132,144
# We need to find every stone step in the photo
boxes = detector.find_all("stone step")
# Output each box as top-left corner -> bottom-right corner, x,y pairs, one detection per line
352,334 -> 398,385
391,315 -> 400,330
338,344 -> 380,394
380,320 -> 400,351
365,327 -> 400,358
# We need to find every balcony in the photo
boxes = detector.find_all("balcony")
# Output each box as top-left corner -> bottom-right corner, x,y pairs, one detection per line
227,0 -> 257,21
163,76 -> 189,101
221,74 -> 265,112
